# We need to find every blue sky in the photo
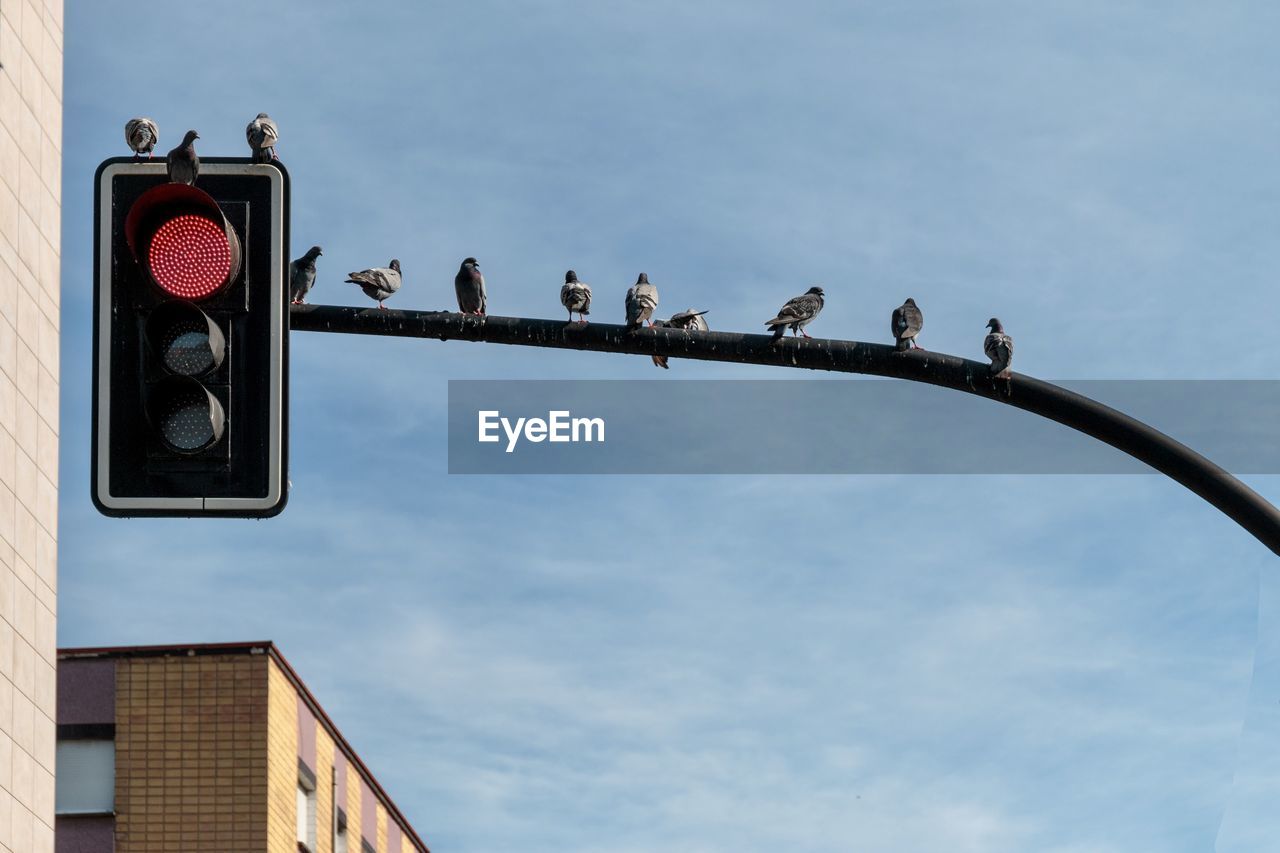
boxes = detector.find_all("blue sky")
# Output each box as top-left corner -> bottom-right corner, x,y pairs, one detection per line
58,2 -> 1280,850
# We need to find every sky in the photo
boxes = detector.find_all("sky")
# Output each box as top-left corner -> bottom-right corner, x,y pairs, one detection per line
56,2 -> 1280,850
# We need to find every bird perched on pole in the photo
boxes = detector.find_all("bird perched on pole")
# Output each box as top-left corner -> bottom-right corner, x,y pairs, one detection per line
345,259 -> 401,310
245,113 -> 280,162
455,258 -> 487,315
289,246 -> 323,305
891,298 -> 924,350
765,287 -> 824,341
651,309 -> 709,369
165,130 -> 200,186
125,117 -> 159,159
560,270 -> 591,323
984,318 -> 1014,376
625,273 -> 659,329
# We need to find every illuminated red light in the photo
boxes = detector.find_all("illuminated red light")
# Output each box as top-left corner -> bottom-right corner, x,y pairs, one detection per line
146,214 -> 234,300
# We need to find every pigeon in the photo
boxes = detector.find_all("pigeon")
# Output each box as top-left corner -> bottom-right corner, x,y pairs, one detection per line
165,130 -> 200,186
765,286 -> 825,341
651,309 -> 709,369
984,317 -> 1014,376
125,117 -> 159,159
891,298 -> 924,350
245,112 -> 279,163
625,273 -> 659,329
560,270 -> 592,322
455,258 -> 487,315
345,259 -> 401,309
289,246 -> 323,305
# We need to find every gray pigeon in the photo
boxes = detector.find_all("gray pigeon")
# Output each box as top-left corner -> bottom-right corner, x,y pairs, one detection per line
766,286 -> 824,341
560,270 -> 592,322
246,112 -> 279,163
984,317 -> 1014,376
455,257 -> 487,315
165,130 -> 200,186
891,298 -> 924,350
625,273 -> 659,329
125,117 -> 159,159
345,259 -> 401,309
651,309 -> 709,369
289,246 -> 323,304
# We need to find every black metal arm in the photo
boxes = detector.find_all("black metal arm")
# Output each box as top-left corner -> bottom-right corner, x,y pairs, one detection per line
290,304 -> 1280,557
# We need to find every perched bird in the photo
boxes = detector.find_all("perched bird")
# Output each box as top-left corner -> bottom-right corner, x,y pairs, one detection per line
455,258 -> 487,315
345,259 -> 402,309
984,318 -> 1014,376
165,130 -> 200,186
245,112 -> 279,163
289,246 -> 323,305
125,117 -> 159,159
651,309 -> 709,369
560,270 -> 592,322
891,298 -> 924,350
625,273 -> 659,329
765,286 -> 825,341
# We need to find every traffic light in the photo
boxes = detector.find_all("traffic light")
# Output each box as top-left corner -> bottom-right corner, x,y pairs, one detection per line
92,158 -> 290,517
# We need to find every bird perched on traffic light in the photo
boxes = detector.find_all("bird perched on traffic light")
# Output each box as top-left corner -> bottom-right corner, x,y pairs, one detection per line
765,287 -> 824,341
125,117 -> 159,159
455,258 -> 487,315
984,318 -> 1014,377
165,130 -> 200,186
625,273 -> 659,329
560,270 -> 591,323
891,298 -> 924,350
651,309 -> 709,369
289,246 -> 323,305
245,113 -> 280,163
346,259 -> 401,310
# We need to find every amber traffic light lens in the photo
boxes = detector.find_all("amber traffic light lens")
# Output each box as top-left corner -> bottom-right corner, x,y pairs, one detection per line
145,301 -> 226,378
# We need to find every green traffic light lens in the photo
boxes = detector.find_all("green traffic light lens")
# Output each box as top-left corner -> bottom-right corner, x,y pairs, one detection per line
161,392 -> 217,452
146,377 -> 226,455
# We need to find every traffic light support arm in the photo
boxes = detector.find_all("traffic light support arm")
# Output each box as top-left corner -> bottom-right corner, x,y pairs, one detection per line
290,304 -> 1280,557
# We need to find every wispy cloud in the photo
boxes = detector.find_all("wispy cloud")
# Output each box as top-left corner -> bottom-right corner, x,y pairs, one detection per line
57,2 -> 1280,850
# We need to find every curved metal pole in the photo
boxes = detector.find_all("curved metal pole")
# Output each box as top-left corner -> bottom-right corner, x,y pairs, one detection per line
290,304 -> 1280,557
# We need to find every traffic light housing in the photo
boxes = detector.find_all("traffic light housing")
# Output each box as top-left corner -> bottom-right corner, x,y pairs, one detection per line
92,158 -> 289,517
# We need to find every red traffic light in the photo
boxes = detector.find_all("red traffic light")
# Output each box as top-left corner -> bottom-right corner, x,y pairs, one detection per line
124,183 -> 242,301
148,214 -> 235,299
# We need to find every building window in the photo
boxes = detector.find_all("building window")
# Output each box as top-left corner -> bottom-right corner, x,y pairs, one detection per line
296,777 -> 317,852
335,822 -> 349,853
55,740 -> 115,815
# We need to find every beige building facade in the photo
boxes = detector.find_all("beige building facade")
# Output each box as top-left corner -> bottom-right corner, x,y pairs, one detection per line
57,643 -> 431,853
0,1 -> 62,852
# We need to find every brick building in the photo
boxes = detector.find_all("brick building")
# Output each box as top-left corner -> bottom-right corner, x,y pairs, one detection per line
55,642 -> 429,853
